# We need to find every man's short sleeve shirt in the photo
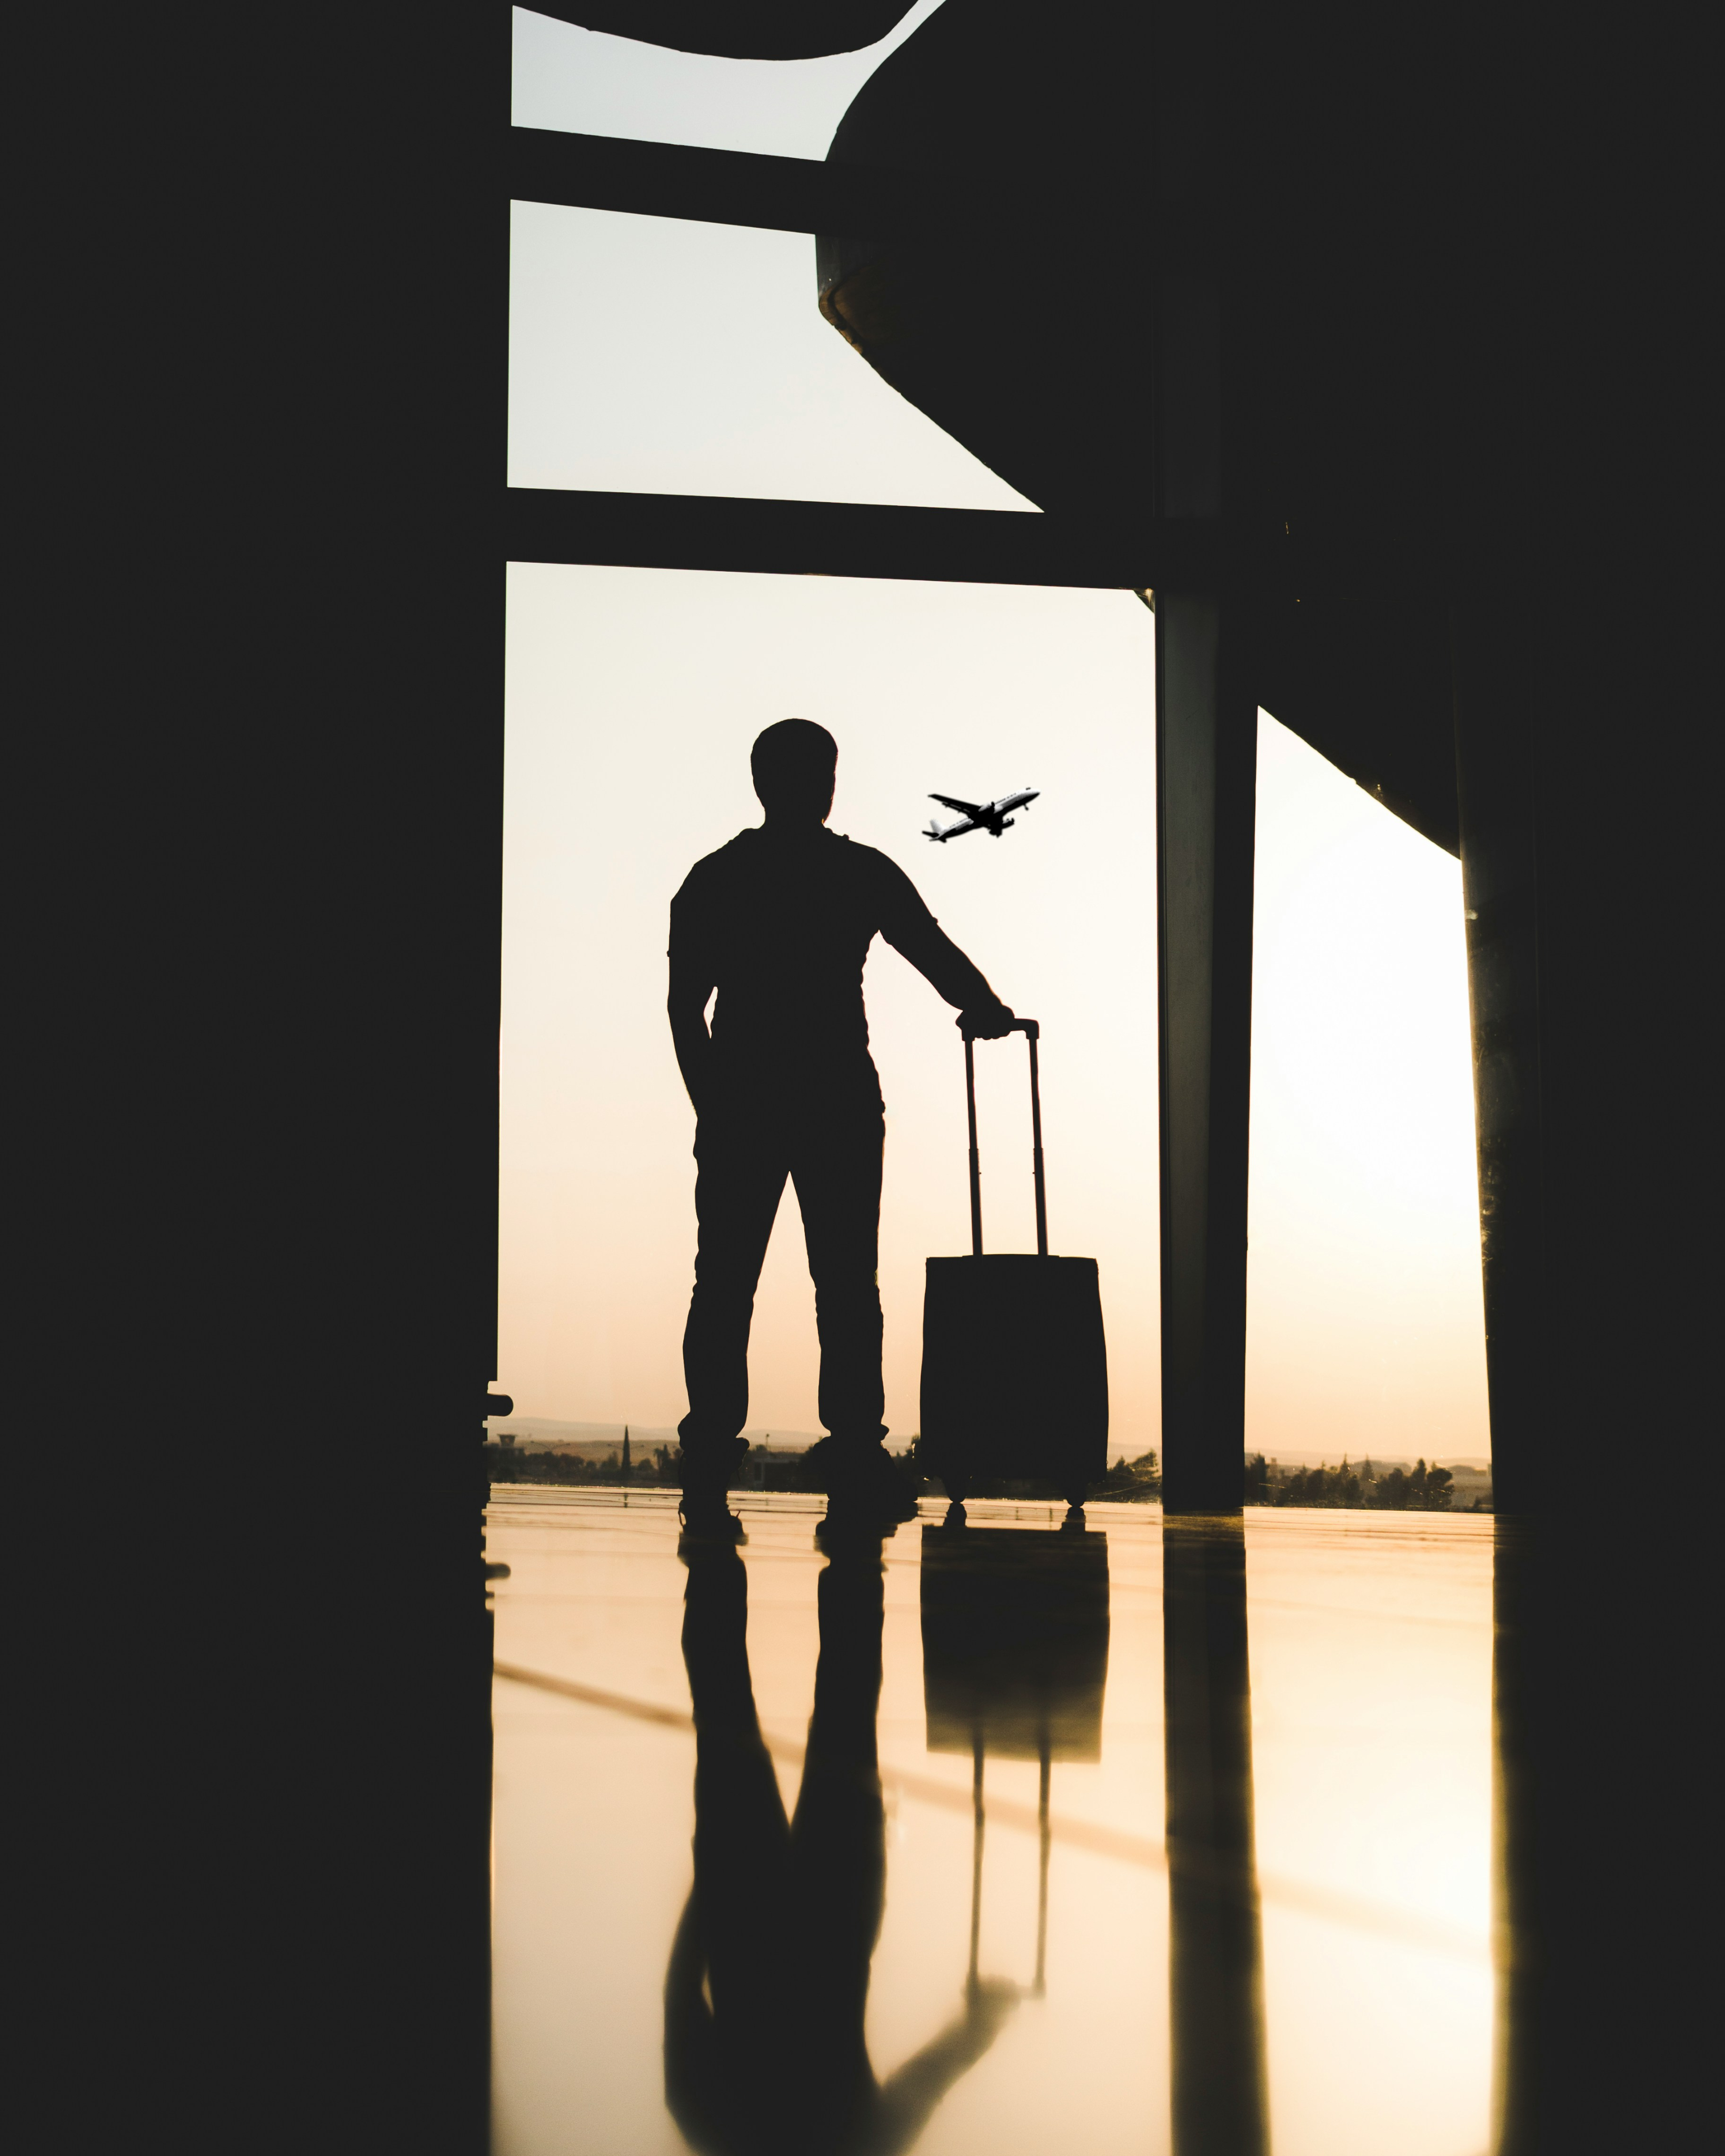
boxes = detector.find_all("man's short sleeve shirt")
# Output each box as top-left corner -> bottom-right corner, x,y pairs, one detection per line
670,826 -> 936,1084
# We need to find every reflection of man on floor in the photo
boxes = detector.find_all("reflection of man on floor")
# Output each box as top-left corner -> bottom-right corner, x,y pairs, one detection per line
665,1542 -> 1016,2156
670,720 -> 1014,1540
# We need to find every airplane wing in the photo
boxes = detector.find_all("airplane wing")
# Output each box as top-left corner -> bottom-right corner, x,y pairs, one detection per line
930,794 -> 985,816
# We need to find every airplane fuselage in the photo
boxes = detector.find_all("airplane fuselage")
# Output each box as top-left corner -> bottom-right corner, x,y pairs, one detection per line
925,787 -> 1039,842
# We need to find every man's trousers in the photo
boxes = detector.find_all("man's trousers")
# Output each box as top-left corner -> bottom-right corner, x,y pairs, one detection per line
679,1093 -> 886,1475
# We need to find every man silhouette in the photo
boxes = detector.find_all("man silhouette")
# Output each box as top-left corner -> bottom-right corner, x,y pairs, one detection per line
670,719 -> 1014,1540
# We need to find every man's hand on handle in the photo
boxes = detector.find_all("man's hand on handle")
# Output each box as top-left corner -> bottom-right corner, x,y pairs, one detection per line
958,1001 -> 1016,1041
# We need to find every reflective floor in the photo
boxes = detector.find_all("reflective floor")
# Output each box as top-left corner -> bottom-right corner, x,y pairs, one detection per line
490,1493 -> 1492,2156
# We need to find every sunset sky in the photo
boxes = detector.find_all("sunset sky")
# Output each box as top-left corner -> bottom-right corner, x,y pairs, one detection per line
498,11 -> 1489,1465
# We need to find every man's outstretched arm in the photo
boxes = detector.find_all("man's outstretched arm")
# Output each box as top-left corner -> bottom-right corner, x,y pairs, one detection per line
881,884 -> 1016,1039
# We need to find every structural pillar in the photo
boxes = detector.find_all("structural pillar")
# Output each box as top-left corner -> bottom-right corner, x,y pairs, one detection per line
1154,1 -> 1257,1518
1156,599 -> 1258,1513
1152,12 -> 1265,2151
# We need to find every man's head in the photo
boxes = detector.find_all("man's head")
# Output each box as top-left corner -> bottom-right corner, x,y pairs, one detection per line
751,718 -> 837,824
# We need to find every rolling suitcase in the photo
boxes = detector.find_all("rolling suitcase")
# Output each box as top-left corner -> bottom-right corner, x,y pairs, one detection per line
919,1020 -> 1109,1509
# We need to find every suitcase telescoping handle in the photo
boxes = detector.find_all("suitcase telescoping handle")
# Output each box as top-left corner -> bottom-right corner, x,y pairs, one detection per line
959,1017 -> 1047,1260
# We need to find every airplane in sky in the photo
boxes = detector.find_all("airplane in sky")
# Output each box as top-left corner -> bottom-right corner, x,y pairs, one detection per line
923,788 -> 1040,842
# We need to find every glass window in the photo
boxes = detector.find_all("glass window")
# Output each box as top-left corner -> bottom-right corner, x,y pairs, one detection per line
512,2 -> 948,161
508,201 -> 1035,508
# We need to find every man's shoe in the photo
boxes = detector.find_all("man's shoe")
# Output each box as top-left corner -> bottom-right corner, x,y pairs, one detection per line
677,1491 -> 746,1548
817,1443 -> 919,1541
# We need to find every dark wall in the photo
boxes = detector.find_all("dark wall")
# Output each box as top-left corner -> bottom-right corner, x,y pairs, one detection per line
1443,4 -> 1712,2148
22,5 -> 504,2149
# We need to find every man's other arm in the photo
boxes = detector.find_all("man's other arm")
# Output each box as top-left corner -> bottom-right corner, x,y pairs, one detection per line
876,865 -> 1015,1039
668,955 -> 716,1112
667,891 -> 717,1112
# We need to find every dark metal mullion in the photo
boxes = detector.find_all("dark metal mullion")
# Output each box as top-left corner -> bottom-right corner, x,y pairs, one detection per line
1152,45 -> 1257,1518
510,124 -> 930,235
503,487 -> 1225,591
507,124 -> 1109,239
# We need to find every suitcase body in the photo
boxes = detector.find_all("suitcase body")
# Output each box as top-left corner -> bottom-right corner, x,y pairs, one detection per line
918,1022 -> 1109,1506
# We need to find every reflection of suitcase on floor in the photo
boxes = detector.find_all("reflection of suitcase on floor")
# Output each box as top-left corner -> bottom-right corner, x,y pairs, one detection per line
920,1524 -> 1111,1994
921,1524 -> 1111,1762
919,1021 -> 1109,1509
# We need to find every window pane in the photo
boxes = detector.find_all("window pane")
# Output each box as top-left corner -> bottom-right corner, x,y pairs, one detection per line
512,2 -> 947,161
500,563 -> 1155,1448
508,201 -> 1036,508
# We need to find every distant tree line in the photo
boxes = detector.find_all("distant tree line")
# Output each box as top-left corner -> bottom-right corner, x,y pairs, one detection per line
1243,1455 -> 1475,1510
487,1440 -> 829,1492
1092,1450 -> 1162,1501
486,1441 -> 1485,1512
485,1441 -> 678,1489
484,1439 -> 1166,1503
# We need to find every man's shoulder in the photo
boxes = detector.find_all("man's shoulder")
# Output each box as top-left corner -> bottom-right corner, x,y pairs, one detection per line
673,830 -> 759,903
826,832 -> 930,915
825,829 -> 907,879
